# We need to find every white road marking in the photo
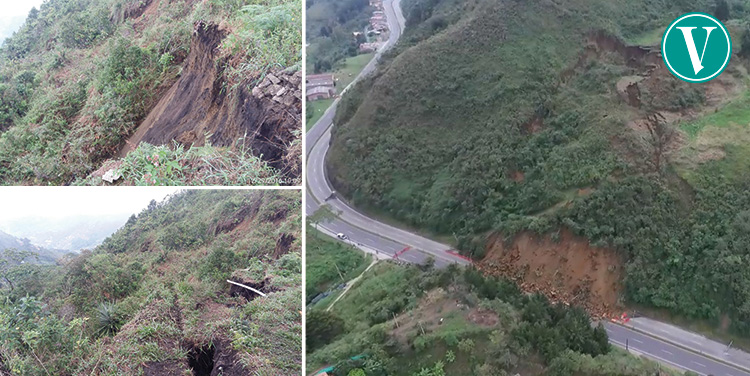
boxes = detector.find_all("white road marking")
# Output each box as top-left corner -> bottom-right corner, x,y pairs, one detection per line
661,349 -> 673,355
692,361 -> 706,368
630,338 -> 643,344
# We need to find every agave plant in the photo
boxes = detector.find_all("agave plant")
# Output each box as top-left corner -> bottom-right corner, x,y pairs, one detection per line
95,301 -> 121,336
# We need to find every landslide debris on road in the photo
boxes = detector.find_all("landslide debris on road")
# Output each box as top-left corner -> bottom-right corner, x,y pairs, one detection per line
479,230 -> 624,320
120,21 -> 302,180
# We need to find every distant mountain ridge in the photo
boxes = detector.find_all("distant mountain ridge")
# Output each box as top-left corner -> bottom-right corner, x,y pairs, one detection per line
0,229 -> 68,264
0,214 -> 128,251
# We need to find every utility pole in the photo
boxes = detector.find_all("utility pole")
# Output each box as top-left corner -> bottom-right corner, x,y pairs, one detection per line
334,262 -> 345,282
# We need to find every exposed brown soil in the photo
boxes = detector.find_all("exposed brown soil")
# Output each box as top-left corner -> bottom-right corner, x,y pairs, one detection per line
467,307 -> 499,327
509,170 -> 525,182
272,233 -> 296,258
521,115 -> 544,135
479,230 -> 624,319
229,277 -> 269,301
212,202 -> 261,235
118,21 -> 302,179
144,360 -> 185,376
122,0 -> 154,20
183,339 -> 247,376
391,288 -> 466,345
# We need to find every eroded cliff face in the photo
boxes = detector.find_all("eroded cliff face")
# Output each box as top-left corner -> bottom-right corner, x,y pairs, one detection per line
120,21 -> 302,179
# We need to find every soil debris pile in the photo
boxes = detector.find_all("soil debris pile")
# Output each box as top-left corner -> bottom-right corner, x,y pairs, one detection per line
479,230 -> 624,319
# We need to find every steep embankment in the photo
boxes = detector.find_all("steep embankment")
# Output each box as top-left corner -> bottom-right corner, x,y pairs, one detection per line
0,0 -> 301,185
327,0 -> 750,334
120,22 -> 302,177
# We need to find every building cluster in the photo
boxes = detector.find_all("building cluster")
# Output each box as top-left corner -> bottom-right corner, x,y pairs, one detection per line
306,0 -> 391,102
305,73 -> 336,101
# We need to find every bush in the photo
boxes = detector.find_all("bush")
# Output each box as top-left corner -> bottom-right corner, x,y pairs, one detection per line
95,302 -> 122,336
199,246 -> 237,282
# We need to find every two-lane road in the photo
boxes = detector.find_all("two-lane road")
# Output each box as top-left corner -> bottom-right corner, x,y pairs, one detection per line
304,2 -> 750,374
306,0 -> 470,268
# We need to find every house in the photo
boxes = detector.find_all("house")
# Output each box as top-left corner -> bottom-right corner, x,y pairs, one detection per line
359,42 -> 381,53
306,74 -> 336,101
370,14 -> 388,31
306,86 -> 335,101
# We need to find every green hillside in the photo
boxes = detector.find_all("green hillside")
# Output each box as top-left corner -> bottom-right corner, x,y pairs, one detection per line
0,0 -> 301,185
0,190 -> 301,375
328,0 -> 750,336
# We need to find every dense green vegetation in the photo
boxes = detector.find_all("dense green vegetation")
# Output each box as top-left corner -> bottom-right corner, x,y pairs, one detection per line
0,190 -> 301,375
307,256 -> 685,375
306,0 -> 371,73
328,0 -> 750,337
0,0 -> 300,185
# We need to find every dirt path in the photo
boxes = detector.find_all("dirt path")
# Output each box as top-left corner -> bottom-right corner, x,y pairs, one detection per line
326,259 -> 379,312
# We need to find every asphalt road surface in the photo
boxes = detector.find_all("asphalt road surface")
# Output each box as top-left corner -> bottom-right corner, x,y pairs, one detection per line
304,1 -> 750,374
604,323 -> 750,376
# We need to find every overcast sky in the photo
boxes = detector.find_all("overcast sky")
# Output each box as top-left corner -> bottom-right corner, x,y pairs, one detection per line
0,0 -> 46,44
0,187 -> 181,221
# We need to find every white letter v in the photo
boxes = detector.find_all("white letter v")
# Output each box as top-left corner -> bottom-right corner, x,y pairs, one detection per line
677,26 -> 717,75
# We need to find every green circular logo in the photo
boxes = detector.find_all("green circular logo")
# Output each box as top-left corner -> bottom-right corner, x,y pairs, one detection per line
662,13 -> 731,83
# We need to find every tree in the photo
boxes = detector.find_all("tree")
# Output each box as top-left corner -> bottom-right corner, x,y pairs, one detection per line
0,249 -> 36,291
715,0 -> 730,21
307,310 -> 345,351
643,112 -> 673,174
308,204 -> 339,229
741,25 -> 750,57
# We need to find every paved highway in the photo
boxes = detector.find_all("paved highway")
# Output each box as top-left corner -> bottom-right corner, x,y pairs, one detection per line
306,0 -> 470,268
604,323 -> 750,376
304,1 -> 750,374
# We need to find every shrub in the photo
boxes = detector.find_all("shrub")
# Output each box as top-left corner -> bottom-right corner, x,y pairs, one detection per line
95,302 -> 122,336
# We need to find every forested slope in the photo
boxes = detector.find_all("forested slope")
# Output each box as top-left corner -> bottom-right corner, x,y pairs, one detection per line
0,0 -> 302,185
328,0 -> 750,336
0,190 -> 301,375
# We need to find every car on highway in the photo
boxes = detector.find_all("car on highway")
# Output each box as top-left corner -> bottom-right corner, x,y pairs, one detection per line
336,233 -> 348,240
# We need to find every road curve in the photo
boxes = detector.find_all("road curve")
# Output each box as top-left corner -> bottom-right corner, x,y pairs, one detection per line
306,0 -> 470,267
304,2 -> 750,375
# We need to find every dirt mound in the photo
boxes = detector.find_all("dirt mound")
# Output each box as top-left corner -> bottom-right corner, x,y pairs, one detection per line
119,21 -> 302,179
478,230 -> 624,319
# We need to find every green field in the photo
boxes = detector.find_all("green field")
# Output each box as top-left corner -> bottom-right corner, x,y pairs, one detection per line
306,53 -> 375,130
333,53 -> 375,90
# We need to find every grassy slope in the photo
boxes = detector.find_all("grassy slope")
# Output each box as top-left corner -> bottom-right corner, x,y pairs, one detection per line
328,0 -> 750,336
306,227 -> 371,303
0,190 -> 301,375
